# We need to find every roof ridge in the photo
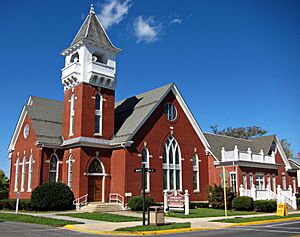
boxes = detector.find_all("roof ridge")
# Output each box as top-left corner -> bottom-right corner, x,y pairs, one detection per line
203,132 -> 253,142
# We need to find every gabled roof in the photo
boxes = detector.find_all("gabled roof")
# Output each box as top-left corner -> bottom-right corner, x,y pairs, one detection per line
69,4 -> 119,51
288,158 -> 300,170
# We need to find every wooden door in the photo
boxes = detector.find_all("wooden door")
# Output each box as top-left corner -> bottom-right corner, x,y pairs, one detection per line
88,176 -> 103,202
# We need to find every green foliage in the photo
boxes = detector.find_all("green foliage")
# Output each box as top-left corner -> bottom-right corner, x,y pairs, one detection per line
296,198 -> 300,209
0,170 -> 9,199
232,196 -> 254,211
207,184 -> 236,209
189,202 -> 209,209
254,200 -> 277,212
280,139 -> 294,158
31,182 -> 75,211
127,196 -> 154,211
0,199 -> 32,211
210,125 -> 268,139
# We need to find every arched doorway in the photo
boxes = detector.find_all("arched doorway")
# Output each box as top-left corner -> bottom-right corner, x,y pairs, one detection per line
87,159 -> 105,202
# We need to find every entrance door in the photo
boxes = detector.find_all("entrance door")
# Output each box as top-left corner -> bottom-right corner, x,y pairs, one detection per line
88,176 -> 103,202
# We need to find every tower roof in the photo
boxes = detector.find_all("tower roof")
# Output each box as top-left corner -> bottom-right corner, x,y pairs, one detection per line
69,4 -> 119,51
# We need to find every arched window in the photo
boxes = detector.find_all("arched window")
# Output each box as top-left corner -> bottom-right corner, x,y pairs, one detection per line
142,148 -> 150,192
162,136 -> 182,191
21,156 -> 26,191
88,159 -> 104,174
49,154 -> 59,182
95,94 -> 103,134
68,155 -> 73,188
69,91 -> 75,135
14,158 -> 20,191
70,52 -> 79,63
27,153 -> 33,191
192,153 -> 200,192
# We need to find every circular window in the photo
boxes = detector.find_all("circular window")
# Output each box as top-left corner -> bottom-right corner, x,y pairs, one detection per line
164,102 -> 177,121
23,123 -> 30,139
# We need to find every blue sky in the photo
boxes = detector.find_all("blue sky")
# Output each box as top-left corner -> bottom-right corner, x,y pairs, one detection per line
0,0 -> 299,176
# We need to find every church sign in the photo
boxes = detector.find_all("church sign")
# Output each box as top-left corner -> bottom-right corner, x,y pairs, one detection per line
164,190 -> 189,215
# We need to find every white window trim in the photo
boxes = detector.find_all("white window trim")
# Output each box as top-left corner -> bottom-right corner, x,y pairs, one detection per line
20,156 -> 26,192
229,172 -> 237,193
68,155 -> 73,188
192,153 -> 200,192
242,172 -> 247,189
255,173 -> 265,190
282,173 -> 287,190
94,93 -> 103,136
162,136 -> 182,192
69,91 -> 75,136
141,148 -> 150,193
272,174 -> 276,192
14,158 -> 20,192
49,153 -> 59,182
27,153 -> 33,192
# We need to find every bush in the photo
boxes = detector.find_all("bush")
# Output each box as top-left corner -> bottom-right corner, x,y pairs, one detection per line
189,202 -> 209,209
0,191 -> 8,200
207,184 -> 236,209
254,200 -> 277,212
0,199 -> 31,211
31,182 -> 75,211
297,198 -> 300,209
232,196 -> 254,211
127,196 -> 154,211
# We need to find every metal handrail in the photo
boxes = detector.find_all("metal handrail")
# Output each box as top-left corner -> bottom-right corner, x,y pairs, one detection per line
73,194 -> 88,210
109,193 -> 124,209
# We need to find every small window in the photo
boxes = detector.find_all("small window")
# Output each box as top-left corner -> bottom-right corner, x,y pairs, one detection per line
49,154 -> 58,182
192,154 -> 200,191
164,102 -> 177,121
95,94 -> 102,134
14,158 -> 20,191
88,159 -> 103,174
70,52 -> 79,63
68,155 -> 73,189
141,148 -> 150,192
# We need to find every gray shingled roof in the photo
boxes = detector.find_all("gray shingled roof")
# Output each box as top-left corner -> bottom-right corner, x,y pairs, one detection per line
70,9 -> 116,49
26,97 -> 63,146
289,158 -> 300,170
204,132 -> 275,161
112,83 -> 173,143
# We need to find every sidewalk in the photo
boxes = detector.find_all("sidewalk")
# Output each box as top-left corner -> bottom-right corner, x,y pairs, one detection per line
2,209 -> 300,234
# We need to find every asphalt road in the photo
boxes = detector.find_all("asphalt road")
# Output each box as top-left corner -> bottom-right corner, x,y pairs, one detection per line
1,220 -> 300,237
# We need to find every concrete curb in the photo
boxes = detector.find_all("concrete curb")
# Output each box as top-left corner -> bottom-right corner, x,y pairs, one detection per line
64,225 -> 211,236
228,216 -> 300,227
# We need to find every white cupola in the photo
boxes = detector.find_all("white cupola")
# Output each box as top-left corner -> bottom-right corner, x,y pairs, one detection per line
61,4 -> 121,91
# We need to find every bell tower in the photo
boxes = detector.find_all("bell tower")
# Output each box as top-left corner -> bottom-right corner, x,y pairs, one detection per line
61,4 -> 120,141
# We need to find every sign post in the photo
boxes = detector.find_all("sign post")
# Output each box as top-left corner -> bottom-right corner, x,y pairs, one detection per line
134,165 -> 156,226
222,166 -> 228,219
16,192 -> 20,215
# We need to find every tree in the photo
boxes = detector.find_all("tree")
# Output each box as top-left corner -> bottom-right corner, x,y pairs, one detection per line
0,170 -> 9,199
210,125 -> 268,139
280,139 -> 294,158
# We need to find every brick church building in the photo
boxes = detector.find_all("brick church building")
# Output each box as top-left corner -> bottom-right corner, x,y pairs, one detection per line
8,5 -> 298,206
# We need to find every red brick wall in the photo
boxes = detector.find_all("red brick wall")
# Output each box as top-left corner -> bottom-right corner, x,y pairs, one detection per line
123,91 -> 209,202
63,83 -> 115,140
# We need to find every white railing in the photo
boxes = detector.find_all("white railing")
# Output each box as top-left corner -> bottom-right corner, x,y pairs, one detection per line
240,184 -> 297,210
88,61 -> 115,79
61,62 -> 81,80
73,194 -> 88,210
221,146 -> 275,164
109,193 -> 125,209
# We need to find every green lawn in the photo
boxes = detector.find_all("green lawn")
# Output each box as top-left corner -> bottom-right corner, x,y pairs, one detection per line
0,213 -> 82,227
168,208 -> 264,218
215,213 -> 300,223
61,212 -> 142,222
116,222 -> 191,232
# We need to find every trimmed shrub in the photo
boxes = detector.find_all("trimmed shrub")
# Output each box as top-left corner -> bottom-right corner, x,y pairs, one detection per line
207,184 -> 236,209
0,199 -> 31,211
254,200 -> 277,212
297,198 -> 300,209
127,196 -> 154,211
232,196 -> 254,211
31,182 -> 75,211
0,191 -> 8,200
189,202 -> 209,209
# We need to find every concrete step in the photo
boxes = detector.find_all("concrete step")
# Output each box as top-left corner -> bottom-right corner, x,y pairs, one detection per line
80,203 -> 123,213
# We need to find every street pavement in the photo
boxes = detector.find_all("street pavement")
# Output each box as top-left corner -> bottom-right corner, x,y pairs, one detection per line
1,220 -> 300,237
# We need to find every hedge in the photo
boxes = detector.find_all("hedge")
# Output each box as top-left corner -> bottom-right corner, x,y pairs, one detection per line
189,202 -> 209,209
127,196 -> 154,211
254,200 -> 277,212
0,199 -> 32,211
31,182 -> 75,211
297,198 -> 300,209
232,196 -> 254,211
